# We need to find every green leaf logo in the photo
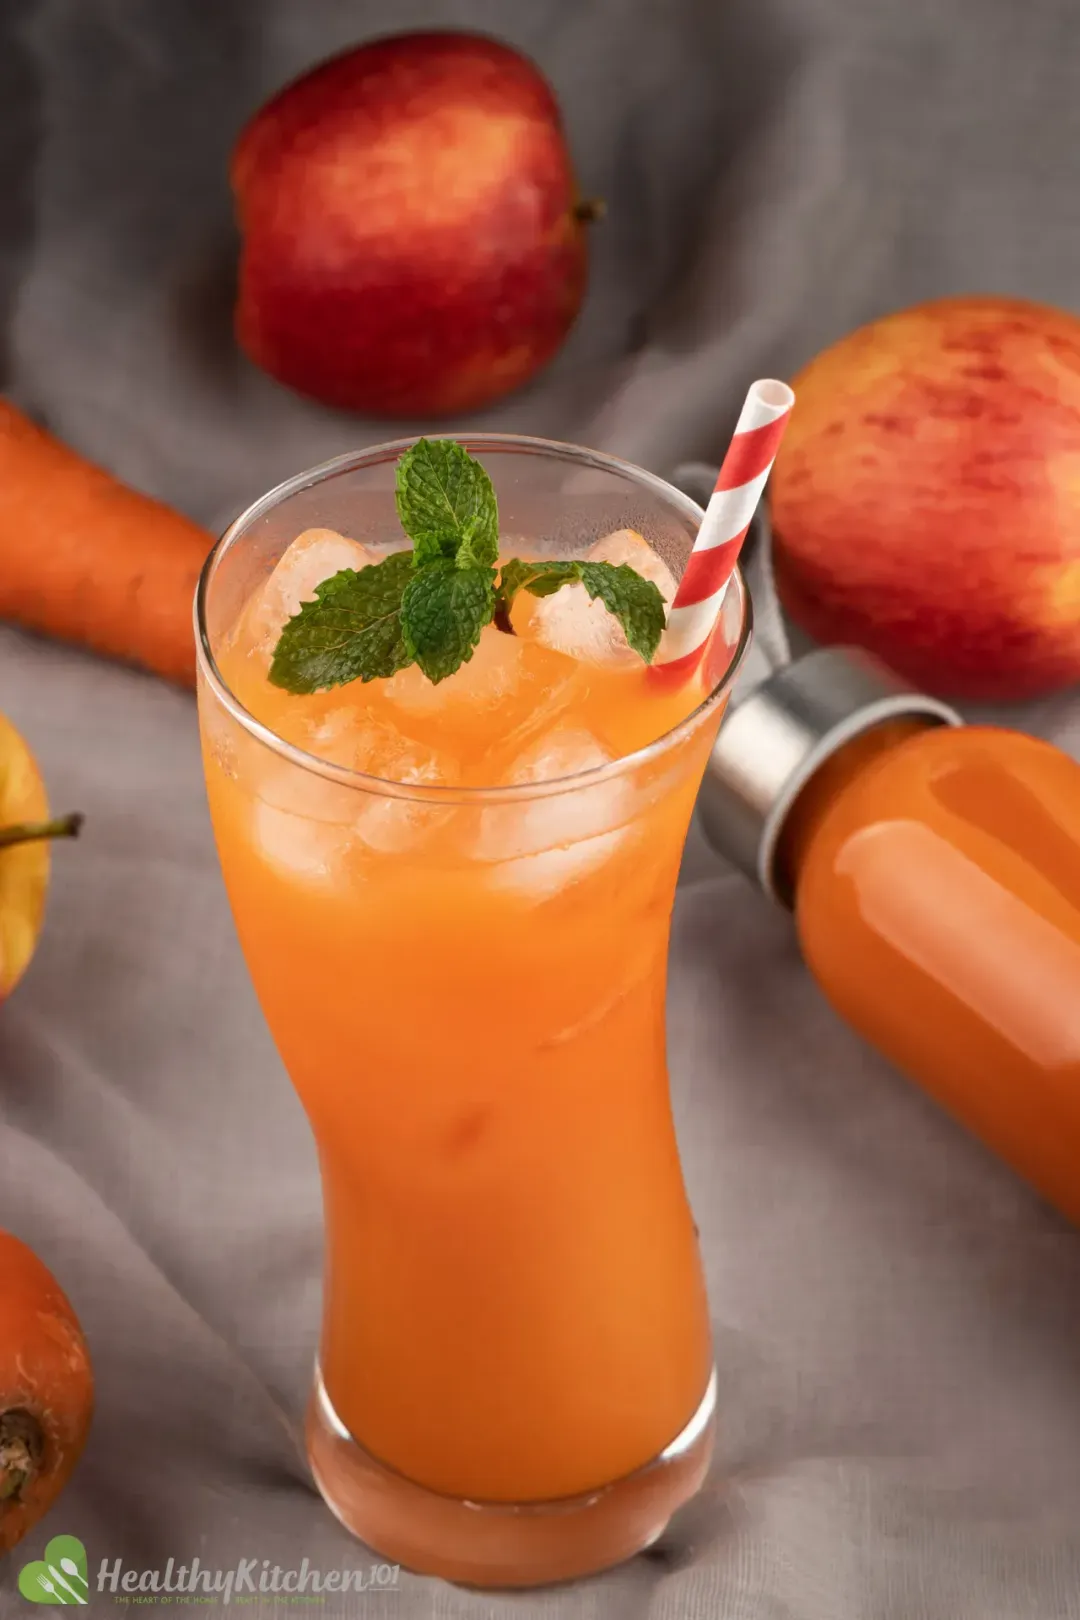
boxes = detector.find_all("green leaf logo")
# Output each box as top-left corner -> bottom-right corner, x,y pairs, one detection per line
18,1535 -> 89,1604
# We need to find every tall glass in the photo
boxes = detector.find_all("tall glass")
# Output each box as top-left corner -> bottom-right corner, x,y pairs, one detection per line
195,436 -> 749,1587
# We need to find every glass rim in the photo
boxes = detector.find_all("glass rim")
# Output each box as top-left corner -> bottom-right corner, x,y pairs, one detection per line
194,432 -> 753,805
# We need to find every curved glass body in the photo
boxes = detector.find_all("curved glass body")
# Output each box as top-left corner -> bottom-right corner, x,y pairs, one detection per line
195,435 -> 749,1585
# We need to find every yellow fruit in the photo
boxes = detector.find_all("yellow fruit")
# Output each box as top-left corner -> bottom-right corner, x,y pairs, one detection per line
0,714 -> 78,999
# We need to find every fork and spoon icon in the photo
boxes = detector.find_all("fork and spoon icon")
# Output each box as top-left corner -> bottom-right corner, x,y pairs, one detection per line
35,1559 -> 88,1605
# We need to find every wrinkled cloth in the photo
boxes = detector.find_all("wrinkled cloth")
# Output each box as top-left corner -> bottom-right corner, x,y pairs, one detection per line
3,2 -> 1080,1617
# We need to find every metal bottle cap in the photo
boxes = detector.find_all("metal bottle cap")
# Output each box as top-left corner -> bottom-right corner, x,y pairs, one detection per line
699,646 -> 962,907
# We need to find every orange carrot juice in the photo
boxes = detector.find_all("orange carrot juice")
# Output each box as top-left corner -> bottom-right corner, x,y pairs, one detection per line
195,437 -> 747,1584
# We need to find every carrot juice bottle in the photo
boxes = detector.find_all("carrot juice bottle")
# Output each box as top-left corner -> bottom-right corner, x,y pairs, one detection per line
699,646 -> 1080,1224
195,435 -> 751,1588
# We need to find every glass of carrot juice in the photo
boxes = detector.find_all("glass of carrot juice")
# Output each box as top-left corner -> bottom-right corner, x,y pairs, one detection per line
194,435 -> 750,1588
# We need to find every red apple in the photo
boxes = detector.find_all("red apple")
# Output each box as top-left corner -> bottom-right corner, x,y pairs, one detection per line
770,296 -> 1080,699
231,32 -> 593,417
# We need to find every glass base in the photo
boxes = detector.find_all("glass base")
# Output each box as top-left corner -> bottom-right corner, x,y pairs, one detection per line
306,1365 -> 716,1588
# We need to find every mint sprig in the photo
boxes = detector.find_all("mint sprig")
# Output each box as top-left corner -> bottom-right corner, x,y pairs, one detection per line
269,438 -> 668,692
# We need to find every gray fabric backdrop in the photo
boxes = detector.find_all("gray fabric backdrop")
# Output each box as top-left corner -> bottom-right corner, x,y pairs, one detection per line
3,1 -> 1080,1616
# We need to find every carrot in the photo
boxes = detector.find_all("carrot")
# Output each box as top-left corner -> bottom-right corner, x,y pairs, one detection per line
0,1232 -> 93,1553
0,401 -> 213,686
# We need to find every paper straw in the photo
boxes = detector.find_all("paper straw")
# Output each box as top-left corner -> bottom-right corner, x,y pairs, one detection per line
654,379 -> 795,680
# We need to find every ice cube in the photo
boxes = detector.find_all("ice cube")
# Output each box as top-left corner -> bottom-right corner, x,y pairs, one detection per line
250,710 -> 459,879
383,627 -> 528,721
382,625 -> 579,753
588,528 -> 679,599
250,758 -> 362,889
309,708 -> 460,854
252,803 -> 347,887
486,831 -> 631,900
504,726 -> 614,792
477,727 -> 635,898
305,707 -> 456,784
524,529 -> 678,668
349,720 -> 458,853
245,528 -> 378,653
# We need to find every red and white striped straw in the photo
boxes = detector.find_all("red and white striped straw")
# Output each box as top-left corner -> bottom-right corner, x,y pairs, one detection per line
654,378 -> 795,680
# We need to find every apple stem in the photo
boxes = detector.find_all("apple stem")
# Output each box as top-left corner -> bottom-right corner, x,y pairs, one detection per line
0,1409 -> 43,1502
0,812 -> 84,851
573,198 -> 606,224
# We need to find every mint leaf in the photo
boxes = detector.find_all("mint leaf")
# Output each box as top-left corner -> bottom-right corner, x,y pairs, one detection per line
400,561 -> 496,684
498,557 -> 577,604
577,564 -> 667,662
268,550 -> 413,693
395,438 -> 499,569
496,558 -> 667,663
